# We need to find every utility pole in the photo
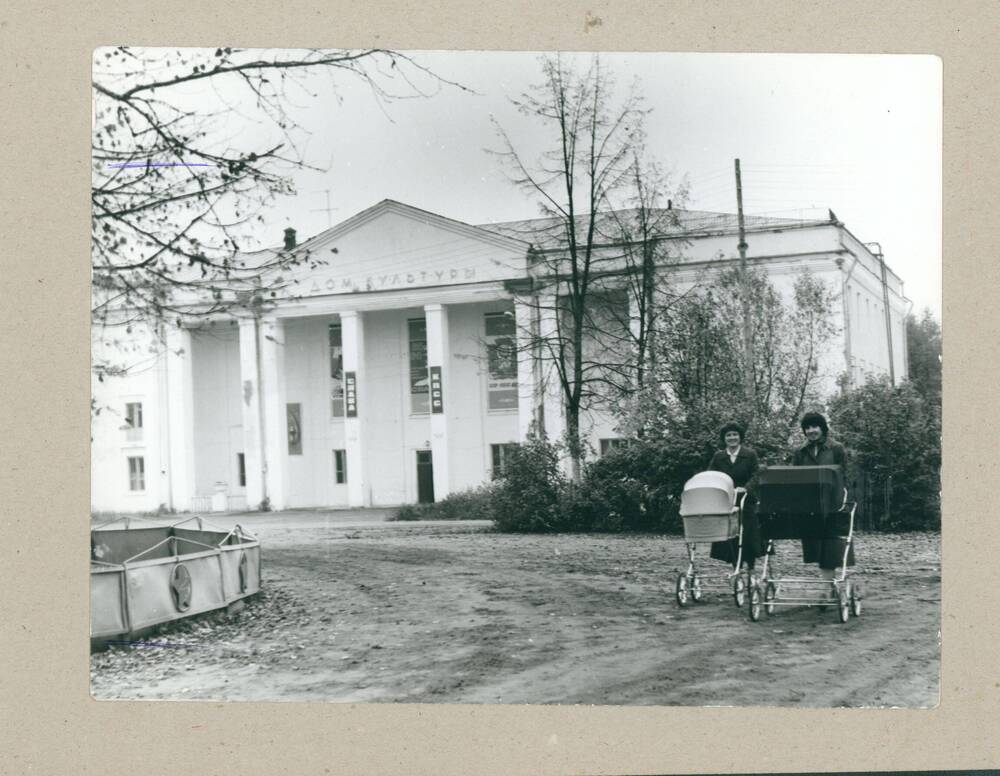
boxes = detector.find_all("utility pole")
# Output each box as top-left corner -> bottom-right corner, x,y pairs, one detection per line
734,158 -> 755,413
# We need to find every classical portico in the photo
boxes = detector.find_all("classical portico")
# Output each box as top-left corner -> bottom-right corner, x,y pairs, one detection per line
160,199 -> 560,511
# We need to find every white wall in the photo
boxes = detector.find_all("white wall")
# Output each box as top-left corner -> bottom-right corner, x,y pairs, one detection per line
190,324 -> 244,500
92,217 -> 911,513
91,325 -> 168,513
282,317 -> 349,507
357,309 -> 409,506
844,273 -> 908,385
275,301 -> 522,508
446,301 -> 521,493
361,302 -> 520,506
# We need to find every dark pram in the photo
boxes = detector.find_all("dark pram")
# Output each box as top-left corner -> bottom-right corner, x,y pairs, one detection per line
675,471 -> 749,607
749,465 -> 862,623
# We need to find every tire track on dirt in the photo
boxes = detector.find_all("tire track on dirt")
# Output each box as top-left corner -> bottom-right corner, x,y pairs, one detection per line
91,523 -> 939,706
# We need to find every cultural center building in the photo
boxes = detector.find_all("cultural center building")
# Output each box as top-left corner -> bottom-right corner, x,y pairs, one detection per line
91,199 -> 910,514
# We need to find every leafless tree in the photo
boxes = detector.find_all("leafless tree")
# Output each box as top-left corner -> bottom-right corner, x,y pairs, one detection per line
92,46 -> 463,377
627,266 -> 840,461
495,55 -> 688,480
581,157 -> 692,403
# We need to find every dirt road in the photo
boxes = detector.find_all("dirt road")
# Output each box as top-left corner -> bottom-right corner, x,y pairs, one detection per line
90,513 -> 940,707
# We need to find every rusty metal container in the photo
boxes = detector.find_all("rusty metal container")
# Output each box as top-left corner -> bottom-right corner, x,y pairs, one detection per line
90,516 -> 261,645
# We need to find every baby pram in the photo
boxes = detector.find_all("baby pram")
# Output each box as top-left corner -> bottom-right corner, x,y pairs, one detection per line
749,465 -> 861,623
675,471 -> 749,607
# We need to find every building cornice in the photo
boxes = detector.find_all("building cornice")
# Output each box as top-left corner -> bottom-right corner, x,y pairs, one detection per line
290,199 -> 532,259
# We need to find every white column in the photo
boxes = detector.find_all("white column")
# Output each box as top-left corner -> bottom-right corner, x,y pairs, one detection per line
341,311 -> 369,507
238,318 -> 264,509
165,326 -> 195,512
424,303 -> 450,501
514,297 -> 539,442
259,317 -> 287,511
537,294 -> 566,446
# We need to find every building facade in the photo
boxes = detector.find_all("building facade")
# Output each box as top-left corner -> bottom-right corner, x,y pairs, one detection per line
91,199 -> 910,514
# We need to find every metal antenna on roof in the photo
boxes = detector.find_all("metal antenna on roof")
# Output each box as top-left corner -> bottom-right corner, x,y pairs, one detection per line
310,189 -> 339,230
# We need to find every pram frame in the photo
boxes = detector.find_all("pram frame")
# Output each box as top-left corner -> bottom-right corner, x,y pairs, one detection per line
749,485 -> 861,623
675,489 -> 750,608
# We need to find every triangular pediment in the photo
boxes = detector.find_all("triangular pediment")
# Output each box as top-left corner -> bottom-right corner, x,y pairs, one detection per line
279,200 -> 531,298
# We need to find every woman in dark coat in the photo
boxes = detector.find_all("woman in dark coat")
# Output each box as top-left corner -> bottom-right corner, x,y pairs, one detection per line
792,411 -> 855,584
708,422 -> 763,570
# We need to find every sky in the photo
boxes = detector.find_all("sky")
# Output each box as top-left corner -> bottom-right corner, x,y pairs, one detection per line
175,50 -> 943,317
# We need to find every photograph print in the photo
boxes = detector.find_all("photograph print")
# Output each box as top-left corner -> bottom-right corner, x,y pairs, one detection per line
90,48 -> 942,707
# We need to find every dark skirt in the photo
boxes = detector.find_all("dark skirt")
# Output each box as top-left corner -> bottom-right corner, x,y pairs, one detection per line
801,537 -> 856,570
710,500 -> 762,568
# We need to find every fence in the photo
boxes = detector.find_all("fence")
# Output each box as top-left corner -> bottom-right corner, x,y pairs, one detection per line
848,471 -> 893,531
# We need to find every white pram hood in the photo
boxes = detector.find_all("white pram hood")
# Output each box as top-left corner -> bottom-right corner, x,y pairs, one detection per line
679,471 -> 737,516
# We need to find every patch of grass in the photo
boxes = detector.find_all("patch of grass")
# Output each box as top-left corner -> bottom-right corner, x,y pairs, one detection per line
390,504 -> 426,522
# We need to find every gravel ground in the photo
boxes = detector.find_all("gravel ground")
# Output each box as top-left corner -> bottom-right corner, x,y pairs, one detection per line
90,513 -> 940,707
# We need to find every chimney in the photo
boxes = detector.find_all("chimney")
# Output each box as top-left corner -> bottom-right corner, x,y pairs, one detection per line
283,227 -> 297,250
667,199 -> 673,210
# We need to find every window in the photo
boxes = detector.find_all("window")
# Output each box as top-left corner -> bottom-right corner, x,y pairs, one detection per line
485,312 -> 518,410
127,456 -> 145,491
600,438 -> 632,457
409,318 -> 429,414
490,443 -> 519,479
329,324 -> 344,417
333,449 -> 347,484
125,402 -> 143,441
237,453 -> 246,487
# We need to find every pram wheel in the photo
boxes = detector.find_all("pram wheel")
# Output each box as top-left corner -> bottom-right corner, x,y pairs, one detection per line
848,580 -> 862,617
764,581 -> 777,616
837,585 -> 851,623
675,575 -> 690,607
748,581 -> 763,622
732,575 -> 746,607
691,574 -> 703,603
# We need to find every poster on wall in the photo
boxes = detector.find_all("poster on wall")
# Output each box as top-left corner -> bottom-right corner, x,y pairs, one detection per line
286,403 -> 302,455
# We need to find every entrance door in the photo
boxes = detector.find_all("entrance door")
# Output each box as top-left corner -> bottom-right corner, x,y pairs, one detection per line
416,450 -> 435,504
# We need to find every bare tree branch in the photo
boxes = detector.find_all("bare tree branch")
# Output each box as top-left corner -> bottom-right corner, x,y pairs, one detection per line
93,47 -> 466,375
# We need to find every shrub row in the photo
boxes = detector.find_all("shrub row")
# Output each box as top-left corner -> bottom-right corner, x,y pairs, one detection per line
491,434 -> 696,534
389,484 -> 498,522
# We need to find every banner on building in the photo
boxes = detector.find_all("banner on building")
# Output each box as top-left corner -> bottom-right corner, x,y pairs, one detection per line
345,371 -> 358,418
429,366 -> 444,414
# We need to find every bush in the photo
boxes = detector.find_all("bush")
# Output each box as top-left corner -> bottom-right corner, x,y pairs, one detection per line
491,436 -> 700,535
829,376 -> 941,531
568,440 -> 703,534
389,483 -> 498,522
491,433 -> 568,533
